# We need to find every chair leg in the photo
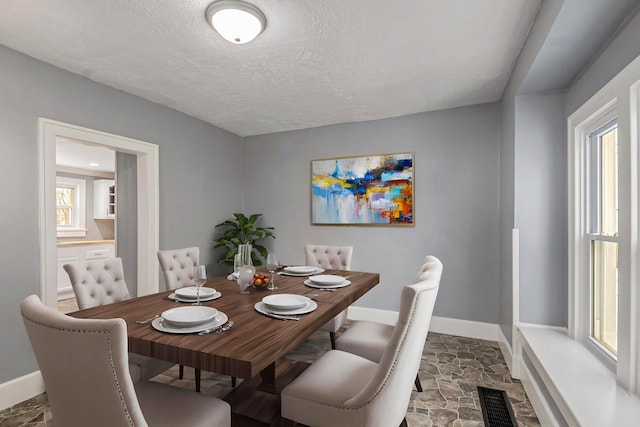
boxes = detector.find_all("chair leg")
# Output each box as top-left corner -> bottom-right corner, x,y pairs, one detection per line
414,373 -> 422,392
232,376 -> 236,387
399,417 -> 408,427
195,368 -> 201,392
179,364 -> 184,379
329,331 -> 337,349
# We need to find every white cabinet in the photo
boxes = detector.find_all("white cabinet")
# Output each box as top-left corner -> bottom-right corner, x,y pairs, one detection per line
57,242 -> 115,300
94,179 -> 115,219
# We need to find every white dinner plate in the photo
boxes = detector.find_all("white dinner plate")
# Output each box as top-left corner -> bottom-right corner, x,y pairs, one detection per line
162,306 -> 218,327
308,274 -> 346,285
278,267 -> 325,277
262,294 -> 309,310
304,279 -> 352,289
284,265 -> 318,274
169,291 -> 221,303
152,312 -> 228,334
254,300 -> 317,316
175,286 -> 216,299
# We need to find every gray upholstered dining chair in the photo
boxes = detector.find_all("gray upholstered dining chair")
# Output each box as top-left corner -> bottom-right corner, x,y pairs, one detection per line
63,257 -> 173,383
156,247 -> 204,389
304,243 -> 353,348
157,246 -> 199,291
335,255 -> 443,392
21,294 -> 231,427
281,256 -> 442,427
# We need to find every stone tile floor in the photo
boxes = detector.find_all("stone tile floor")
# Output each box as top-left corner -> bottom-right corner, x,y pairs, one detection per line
0,328 -> 540,426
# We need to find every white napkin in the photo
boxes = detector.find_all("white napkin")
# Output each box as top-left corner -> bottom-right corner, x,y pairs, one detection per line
227,272 -> 239,281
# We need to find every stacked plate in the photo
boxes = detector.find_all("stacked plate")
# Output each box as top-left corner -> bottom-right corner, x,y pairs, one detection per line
279,265 -> 325,276
169,286 -> 221,302
254,293 -> 317,316
152,306 -> 228,334
304,274 -> 351,289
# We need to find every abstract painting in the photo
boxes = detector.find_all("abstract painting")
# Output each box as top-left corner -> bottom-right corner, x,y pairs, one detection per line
311,152 -> 414,225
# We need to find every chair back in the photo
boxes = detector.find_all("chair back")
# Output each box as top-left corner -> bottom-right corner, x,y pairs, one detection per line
346,256 -> 442,425
416,255 -> 442,280
63,257 -> 131,309
157,247 -> 199,290
20,295 -> 148,427
305,244 -> 353,270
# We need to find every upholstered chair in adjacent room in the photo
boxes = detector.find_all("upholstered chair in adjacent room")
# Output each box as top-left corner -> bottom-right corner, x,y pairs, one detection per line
335,255 -> 443,392
63,257 -> 173,383
157,246 -> 200,291
281,256 -> 442,427
21,295 -> 231,427
304,243 -> 353,348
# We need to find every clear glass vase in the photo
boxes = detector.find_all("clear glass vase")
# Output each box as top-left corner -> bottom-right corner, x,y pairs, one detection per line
237,243 -> 255,293
237,243 -> 256,275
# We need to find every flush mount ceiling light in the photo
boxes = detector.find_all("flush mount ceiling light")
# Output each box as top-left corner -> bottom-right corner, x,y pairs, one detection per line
205,0 -> 266,44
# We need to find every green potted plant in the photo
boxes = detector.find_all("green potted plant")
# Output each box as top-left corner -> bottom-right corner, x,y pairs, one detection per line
213,213 -> 275,267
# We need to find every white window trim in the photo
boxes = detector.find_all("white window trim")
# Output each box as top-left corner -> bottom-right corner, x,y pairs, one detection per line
568,54 -> 640,394
56,176 -> 87,238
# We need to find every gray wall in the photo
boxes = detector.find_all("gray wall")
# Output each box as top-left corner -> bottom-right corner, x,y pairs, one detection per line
244,104 -> 502,322
497,1 -> 640,339
0,45 -> 244,384
116,152 -> 138,296
496,0 -> 565,343
499,95 -> 516,342
566,9 -> 640,116
514,93 -> 567,326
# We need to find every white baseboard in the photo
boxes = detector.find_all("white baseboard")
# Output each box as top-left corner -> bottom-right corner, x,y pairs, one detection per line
0,371 -> 44,411
348,307 -> 500,342
519,357 -> 561,427
429,315 -> 500,341
497,326 -> 513,372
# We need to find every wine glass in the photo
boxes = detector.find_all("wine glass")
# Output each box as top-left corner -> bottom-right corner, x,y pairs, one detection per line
266,251 -> 279,291
192,265 -> 207,305
237,267 -> 254,294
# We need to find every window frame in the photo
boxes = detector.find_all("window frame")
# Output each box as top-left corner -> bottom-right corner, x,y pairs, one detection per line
56,176 -> 87,238
568,54 -> 640,394
586,117 -> 619,359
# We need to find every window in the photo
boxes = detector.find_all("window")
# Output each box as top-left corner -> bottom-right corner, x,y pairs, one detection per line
56,176 -> 87,238
568,54 -> 640,394
587,119 -> 618,356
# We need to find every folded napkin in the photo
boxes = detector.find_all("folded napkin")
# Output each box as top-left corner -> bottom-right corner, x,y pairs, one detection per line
227,272 -> 239,281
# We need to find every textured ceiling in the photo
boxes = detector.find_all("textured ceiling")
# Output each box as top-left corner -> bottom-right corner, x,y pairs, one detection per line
0,0 -> 541,137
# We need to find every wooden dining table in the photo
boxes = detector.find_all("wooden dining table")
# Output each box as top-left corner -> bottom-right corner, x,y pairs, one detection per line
70,269 -> 380,426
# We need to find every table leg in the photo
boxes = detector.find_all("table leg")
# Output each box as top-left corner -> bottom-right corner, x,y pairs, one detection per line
224,359 -> 310,427
257,362 -> 277,394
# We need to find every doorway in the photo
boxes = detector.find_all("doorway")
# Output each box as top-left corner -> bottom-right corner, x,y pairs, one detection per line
55,138 -> 117,311
39,118 -> 160,308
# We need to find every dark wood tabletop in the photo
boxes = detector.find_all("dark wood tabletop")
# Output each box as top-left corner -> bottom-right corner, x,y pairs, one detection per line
70,269 -> 380,380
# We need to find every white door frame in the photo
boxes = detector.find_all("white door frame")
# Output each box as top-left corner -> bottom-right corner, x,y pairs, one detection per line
39,118 -> 160,307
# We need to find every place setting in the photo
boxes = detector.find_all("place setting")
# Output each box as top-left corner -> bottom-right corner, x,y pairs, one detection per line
278,265 -> 325,277
254,293 -> 318,320
168,286 -> 221,303
151,305 -> 230,334
304,274 -> 351,289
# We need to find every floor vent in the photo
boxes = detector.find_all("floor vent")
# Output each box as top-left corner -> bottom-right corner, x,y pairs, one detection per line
477,386 -> 518,427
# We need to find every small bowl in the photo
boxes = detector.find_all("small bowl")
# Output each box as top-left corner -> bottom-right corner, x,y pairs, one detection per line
162,306 -> 218,327
308,274 -> 345,285
174,286 -> 216,299
252,273 -> 270,287
284,265 -> 317,274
